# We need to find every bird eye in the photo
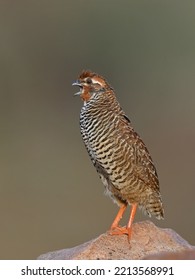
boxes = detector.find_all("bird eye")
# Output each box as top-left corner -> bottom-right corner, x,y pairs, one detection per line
86,78 -> 92,84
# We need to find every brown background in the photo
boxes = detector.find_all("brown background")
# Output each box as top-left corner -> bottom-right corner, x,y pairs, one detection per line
0,1 -> 194,259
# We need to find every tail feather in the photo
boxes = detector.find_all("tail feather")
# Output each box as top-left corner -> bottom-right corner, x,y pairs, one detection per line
144,192 -> 164,219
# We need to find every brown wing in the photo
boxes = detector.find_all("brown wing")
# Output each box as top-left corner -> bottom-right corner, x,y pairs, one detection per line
120,114 -> 160,192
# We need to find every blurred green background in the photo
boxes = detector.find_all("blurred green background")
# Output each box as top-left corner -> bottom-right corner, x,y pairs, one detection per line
0,1 -> 195,259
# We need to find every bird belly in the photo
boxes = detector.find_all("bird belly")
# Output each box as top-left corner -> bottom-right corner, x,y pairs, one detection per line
98,172 -> 127,207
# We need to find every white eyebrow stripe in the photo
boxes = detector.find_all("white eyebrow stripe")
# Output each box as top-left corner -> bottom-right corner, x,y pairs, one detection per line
91,78 -> 104,86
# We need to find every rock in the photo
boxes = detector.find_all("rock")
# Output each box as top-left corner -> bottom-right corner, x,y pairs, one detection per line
37,221 -> 195,260
144,249 -> 195,260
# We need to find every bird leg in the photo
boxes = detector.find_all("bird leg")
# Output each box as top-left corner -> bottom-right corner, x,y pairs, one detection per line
109,204 -> 128,234
109,203 -> 138,243
126,203 -> 137,242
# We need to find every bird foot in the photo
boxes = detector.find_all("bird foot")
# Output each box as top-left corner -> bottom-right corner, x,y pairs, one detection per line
109,226 -> 128,236
109,226 -> 133,243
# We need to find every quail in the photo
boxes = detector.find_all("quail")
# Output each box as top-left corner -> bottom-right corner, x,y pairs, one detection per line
72,70 -> 164,242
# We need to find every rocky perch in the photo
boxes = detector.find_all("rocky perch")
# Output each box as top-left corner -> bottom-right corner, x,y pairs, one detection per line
37,221 -> 195,260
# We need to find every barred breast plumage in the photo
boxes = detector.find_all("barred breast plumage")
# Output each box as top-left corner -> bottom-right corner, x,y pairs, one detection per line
73,70 -> 164,242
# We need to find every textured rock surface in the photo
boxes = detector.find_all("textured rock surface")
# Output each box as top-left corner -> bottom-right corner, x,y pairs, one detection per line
37,221 -> 195,260
144,249 -> 195,260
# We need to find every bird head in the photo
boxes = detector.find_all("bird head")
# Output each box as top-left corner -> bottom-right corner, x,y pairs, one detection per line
72,70 -> 112,102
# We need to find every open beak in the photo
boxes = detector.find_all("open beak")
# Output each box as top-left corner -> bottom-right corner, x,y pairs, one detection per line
72,80 -> 82,96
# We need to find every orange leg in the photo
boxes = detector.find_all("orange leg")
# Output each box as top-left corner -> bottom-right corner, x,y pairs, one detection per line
109,203 -> 138,243
110,204 -> 127,231
126,203 -> 137,242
